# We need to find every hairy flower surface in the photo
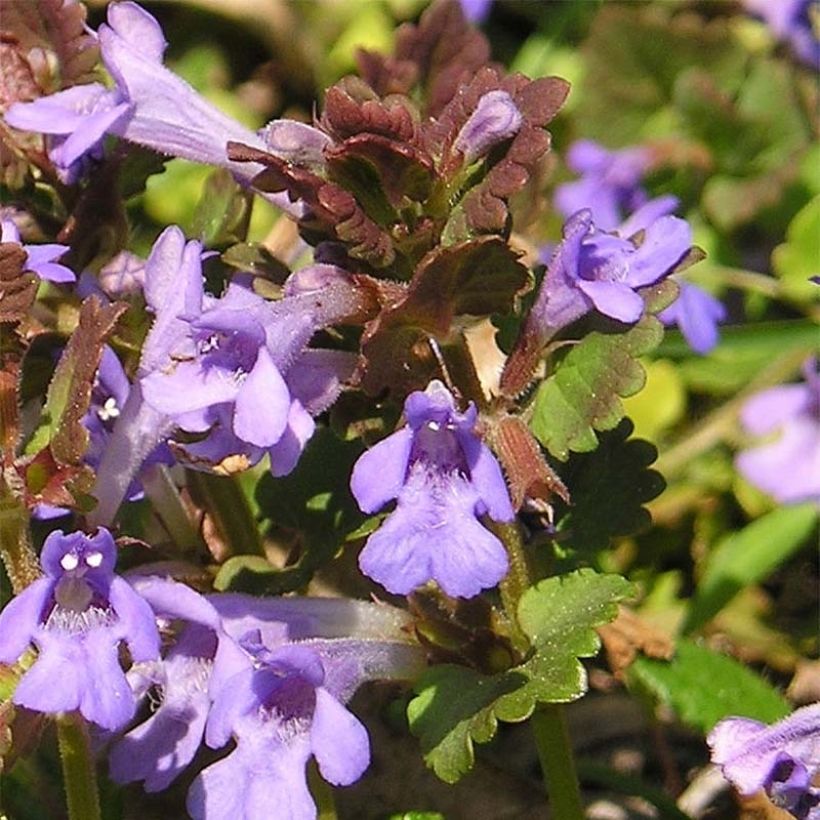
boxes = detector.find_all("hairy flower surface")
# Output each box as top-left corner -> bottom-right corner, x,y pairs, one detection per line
108,579 -> 235,793
351,380 -> 514,598
708,703 -> 820,819
138,231 -> 358,478
4,1 -> 268,184
189,640 -> 369,820
0,218 -> 75,283
735,359 -> 820,503
0,529 -> 159,730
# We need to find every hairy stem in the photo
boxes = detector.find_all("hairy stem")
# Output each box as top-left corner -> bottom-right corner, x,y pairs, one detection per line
57,712 -> 101,820
0,494 -> 41,594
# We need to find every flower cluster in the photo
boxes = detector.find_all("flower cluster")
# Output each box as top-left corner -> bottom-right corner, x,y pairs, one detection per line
1,530 -> 422,819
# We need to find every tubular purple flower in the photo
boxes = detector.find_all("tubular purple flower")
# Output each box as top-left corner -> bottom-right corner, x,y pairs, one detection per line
350,380 -> 514,598
262,119 -> 332,171
108,579 -> 240,793
130,227 -> 361,481
459,0 -> 494,24
189,640 -> 370,820
89,226 -> 199,525
708,703 -> 820,819
4,2 -> 276,190
0,529 -> 159,730
528,206 -> 692,338
735,359 -> 820,504
0,219 -> 75,284
454,90 -> 523,164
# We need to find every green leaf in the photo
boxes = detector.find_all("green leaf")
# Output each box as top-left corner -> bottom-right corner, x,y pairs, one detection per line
630,640 -> 790,733
684,503 -> 818,633
407,570 -> 633,783
407,665 -> 525,784
494,570 -> 635,721
555,419 -> 665,554
530,315 -> 664,461
215,428 -> 366,593
772,196 -> 820,302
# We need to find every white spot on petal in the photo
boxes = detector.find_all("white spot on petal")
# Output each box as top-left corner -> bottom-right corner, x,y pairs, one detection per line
60,553 -> 79,571
85,551 -> 103,568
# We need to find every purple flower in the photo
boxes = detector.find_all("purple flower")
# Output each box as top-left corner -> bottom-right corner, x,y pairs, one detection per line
555,140 -> 652,231
189,641 -> 370,820
708,703 -> 820,819
454,90 -> 523,164
735,359 -> 820,504
0,219 -> 75,284
138,236 -> 357,478
4,2 -> 269,185
108,580 -> 234,792
532,207 -> 692,334
743,0 -> 820,67
0,529 -> 159,730
658,280 -> 726,354
350,380 -> 514,598
108,577 -> 423,806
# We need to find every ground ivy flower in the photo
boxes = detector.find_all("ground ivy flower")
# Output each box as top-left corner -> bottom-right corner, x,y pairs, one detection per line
0,529 -> 159,730
189,640 -> 370,820
708,703 -> 820,819
350,380 -> 514,598
459,0 -> 493,24
657,280 -> 726,355
108,579 -> 242,793
735,359 -> 820,504
4,1 -> 269,185
0,218 -> 75,283
535,206 -> 691,333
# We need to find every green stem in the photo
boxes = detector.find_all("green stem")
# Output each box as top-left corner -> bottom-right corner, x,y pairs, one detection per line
57,712 -> 101,820
532,705 -> 585,820
494,521 -> 531,652
307,761 -> 338,820
494,522 -> 585,816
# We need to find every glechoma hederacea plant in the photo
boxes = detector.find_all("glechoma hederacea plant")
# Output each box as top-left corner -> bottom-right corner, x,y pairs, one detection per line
1,0 -> 818,818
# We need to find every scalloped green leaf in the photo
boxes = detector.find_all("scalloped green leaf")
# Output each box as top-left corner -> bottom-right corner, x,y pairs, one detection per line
630,640 -> 790,733
530,315 -> 664,461
555,419 -> 665,554
494,570 -> 635,721
407,571 -> 633,783
407,665 -> 526,784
